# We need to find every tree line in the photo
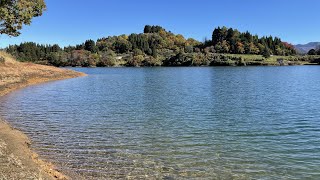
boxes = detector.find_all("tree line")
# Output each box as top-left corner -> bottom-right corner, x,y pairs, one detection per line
207,27 -> 296,57
6,25 -> 297,67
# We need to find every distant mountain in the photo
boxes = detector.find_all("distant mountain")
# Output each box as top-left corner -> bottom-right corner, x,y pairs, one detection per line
294,42 -> 320,54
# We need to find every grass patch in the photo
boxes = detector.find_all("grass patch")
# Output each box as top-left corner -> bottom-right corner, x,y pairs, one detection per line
210,54 -> 320,66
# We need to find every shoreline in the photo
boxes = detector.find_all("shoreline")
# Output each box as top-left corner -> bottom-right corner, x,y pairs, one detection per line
59,61 -> 319,68
0,52 -> 86,179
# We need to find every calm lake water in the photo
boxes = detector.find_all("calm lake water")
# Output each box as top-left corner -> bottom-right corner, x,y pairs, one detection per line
1,67 -> 320,179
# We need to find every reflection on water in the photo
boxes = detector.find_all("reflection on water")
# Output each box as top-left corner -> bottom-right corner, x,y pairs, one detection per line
1,67 -> 320,179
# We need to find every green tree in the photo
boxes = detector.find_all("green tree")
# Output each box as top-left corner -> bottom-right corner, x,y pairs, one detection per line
210,26 -> 296,56
308,49 -> 316,55
185,45 -> 194,53
96,39 -> 109,51
245,42 -> 259,54
48,51 -> 68,67
275,46 -> 285,56
144,25 -> 152,33
84,40 -> 97,53
52,44 -> 61,52
113,38 -> 132,53
127,55 -> 144,67
0,0 -> 46,36
97,50 -> 116,67
212,26 -> 228,46
262,48 -> 271,58
128,34 -> 150,53
221,40 -> 230,53
152,46 -> 158,58
133,48 -> 144,56
143,25 -> 164,33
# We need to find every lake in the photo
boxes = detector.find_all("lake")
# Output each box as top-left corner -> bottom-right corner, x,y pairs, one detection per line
0,67 -> 320,179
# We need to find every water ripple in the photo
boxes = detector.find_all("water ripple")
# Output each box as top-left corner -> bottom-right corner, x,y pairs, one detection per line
0,67 -> 320,179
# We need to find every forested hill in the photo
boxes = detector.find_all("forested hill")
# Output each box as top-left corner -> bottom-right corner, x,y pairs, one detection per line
209,27 -> 296,55
6,25 -> 297,67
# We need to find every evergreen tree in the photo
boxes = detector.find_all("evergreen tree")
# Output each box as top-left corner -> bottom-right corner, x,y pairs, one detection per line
52,44 -> 61,52
144,25 -> 152,33
262,48 -> 271,58
84,40 -> 97,53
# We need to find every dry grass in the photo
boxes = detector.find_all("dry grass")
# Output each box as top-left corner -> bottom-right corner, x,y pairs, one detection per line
0,51 -> 86,96
0,51 -> 86,180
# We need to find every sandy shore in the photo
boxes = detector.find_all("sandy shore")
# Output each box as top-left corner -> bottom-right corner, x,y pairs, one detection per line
0,52 -> 86,179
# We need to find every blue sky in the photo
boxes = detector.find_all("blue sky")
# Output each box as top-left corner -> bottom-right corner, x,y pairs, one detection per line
0,0 -> 319,48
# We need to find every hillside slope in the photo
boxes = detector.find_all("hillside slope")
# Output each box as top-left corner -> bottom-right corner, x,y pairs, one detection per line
295,42 -> 320,54
0,51 -> 85,96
